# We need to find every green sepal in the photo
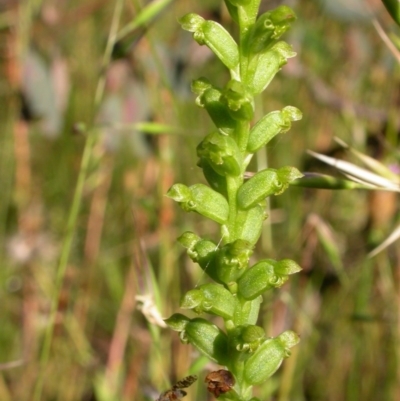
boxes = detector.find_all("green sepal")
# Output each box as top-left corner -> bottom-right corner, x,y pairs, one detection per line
192,79 -> 237,135
235,205 -> 267,245
181,283 -> 236,319
180,14 -> 239,72
233,295 -> 263,326
167,183 -> 229,224
274,258 -> 302,276
179,13 -> 205,32
198,159 -> 228,198
214,240 -> 253,285
275,166 -> 303,194
178,232 -> 221,282
178,231 -> 201,250
237,166 -> 303,210
244,330 -> 300,384
197,132 -> 242,177
245,41 -> 296,95
222,80 -> 254,121
247,106 -> 302,153
247,6 -> 297,54
164,313 -> 191,331
182,318 -> 229,364
166,183 -> 192,202
230,325 -> 266,353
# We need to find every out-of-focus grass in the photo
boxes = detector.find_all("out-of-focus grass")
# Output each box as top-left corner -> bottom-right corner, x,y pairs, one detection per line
0,0 -> 399,400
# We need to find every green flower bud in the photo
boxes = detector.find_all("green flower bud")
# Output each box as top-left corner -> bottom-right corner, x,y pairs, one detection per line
245,41 -> 296,95
214,240 -> 253,285
237,259 -> 277,300
200,20 -> 239,71
237,169 -> 279,210
181,283 -> 236,319
247,106 -> 302,153
222,80 -> 254,121
191,77 -> 212,96
166,183 -> 192,202
179,13 -> 205,32
180,14 -> 239,72
235,205 -> 267,245
237,166 -> 302,210
180,289 -> 203,310
275,166 -> 303,194
230,325 -> 266,353
244,330 -> 300,384
197,132 -> 242,177
195,84 -> 237,135
248,6 -> 297,54
167,183 -> 229,224
165,313 -> 191,331
177,231 -> 201,250
178,232 -> 222,282
182,318 -> 229,364
237,258 -> 301,300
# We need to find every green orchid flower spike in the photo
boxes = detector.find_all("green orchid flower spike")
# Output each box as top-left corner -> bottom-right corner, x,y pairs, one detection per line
166,1 -> 302,400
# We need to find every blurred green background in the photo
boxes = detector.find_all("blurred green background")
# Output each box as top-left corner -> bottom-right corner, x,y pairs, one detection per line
0,0 -> 399,400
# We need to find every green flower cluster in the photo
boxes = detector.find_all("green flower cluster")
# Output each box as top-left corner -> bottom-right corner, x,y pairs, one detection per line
166,1 -> 302,399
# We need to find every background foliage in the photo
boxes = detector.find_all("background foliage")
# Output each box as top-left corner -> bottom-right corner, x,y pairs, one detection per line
0,0 -> 399,400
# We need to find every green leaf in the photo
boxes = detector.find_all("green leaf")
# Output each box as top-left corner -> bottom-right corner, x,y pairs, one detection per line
290,173 -> 376,190
381,0 -> 400,25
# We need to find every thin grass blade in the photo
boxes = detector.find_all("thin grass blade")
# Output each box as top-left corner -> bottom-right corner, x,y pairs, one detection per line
307,150 -> 400,191
368,224 -> 400,258
116,0 -> 175,41
334,137 -> 400,183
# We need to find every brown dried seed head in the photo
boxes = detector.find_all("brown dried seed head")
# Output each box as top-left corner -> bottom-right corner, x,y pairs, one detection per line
173,375 -> 198,390
205,369 -> 235,398
156,375 -> 198,401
